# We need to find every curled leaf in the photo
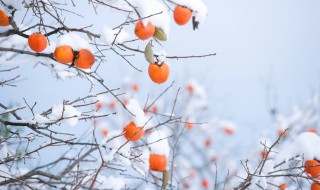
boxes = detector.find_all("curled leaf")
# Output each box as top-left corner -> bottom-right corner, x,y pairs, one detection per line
144,41 -> 154,64
154,28 -> 167,41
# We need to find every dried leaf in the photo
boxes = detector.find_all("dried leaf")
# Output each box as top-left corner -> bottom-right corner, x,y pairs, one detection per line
154,28 -> 167,41
144,41 -> 154,64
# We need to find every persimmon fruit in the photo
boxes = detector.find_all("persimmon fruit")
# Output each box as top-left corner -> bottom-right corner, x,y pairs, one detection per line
0,10 -> 10,26
312,183 -> 320,190
305,160 -> 320,177
74,49 -> 95,69
148,63 -> 170,84
54,45 -> 74,64
149,154 -> 167,172
134,20 -> 155,40
174,6 -> 192,25
101,129 -> 108,137
279,183 -> 287,190
123,122 -> 144,141
202,179 -> 209,188
28,33 -> 47,53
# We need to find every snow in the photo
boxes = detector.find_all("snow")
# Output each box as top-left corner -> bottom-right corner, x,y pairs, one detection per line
97,175 -> 125,190
34,114 -> 50,124
133,0 -> 171,36
155,50 -> 167,64
277,132 -> 320,162
170,0 -> 208,24
56,32 -> 93,52
51,103 -> 82,127
126,98 -> 148,126
100,25 -> 130,46
147,130 -> 170,157
101,130 -> 131,163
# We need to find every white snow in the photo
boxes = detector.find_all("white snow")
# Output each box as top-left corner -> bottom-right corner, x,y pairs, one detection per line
147,130 -> 170,157
126,98 -> 148,126
133,0 -> 171,36
56,32 -> 93,52
155,50 -> 167,63
34,114 -> 50,124
97,175 -> 125,190
51,103 -> 82,127
100,25 -> 130,46
277,132 -> 320,162
101,130 -> 132,163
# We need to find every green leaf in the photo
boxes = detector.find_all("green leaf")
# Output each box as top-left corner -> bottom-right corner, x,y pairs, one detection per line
144,41 -> 154,64
154,28 -> 167,41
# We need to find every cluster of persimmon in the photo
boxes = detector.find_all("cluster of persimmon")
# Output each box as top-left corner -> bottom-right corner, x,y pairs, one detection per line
134,4 -> 193,85
122,122 -> 168,172
304,159 -> 320,190
1,9 -> 95,69
27,33 -> 95,69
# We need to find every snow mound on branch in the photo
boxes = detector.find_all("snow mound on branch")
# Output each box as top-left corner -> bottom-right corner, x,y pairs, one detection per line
126,99 -> 148,126
155,50 -> 167,63
133,0 -> 171,36
278,132 -> 320,161
56,32 -> 93,52
101,130 -> 132,164
34,114 -> 50,124
97,175 -> 125,190
170,0 -> 208,24
100,25 -> 130,46
147,130 -> 170,157
51,103 -> 81,126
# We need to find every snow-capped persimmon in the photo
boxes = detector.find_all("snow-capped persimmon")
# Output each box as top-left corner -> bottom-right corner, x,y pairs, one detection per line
311,183 -> 320,190
174,6 -> 192,25
0,10 -> 10,26
305,160 -> 320,177
28,33 -> 47,53
148,63 -> 170,84
202,179 -> 209,188
134,20 -> 155,40
149,154 -> 167,172
279,183 -> 287,190
74,49 -> 95,69
54,45 -> 74,64
123,122 -> 144,141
